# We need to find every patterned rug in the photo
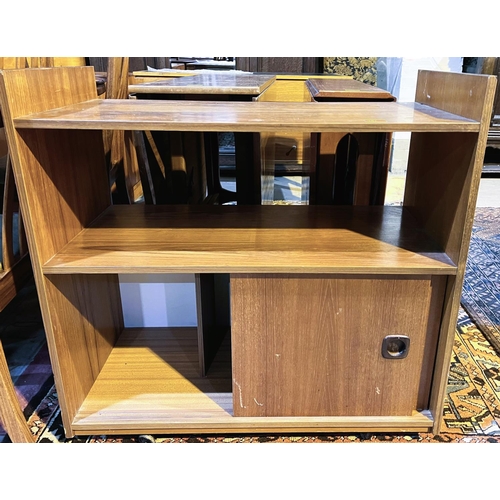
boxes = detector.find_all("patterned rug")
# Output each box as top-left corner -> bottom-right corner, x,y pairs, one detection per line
461,207 -> 500,355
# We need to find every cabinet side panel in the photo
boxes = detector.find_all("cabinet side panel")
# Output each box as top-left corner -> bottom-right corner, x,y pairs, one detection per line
44,275 -> 123,433
0,68 -> 113,437
410,72 -> 497,433
231,274 -> 437,417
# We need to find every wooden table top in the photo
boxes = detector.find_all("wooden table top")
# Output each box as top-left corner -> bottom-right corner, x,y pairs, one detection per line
129,73 -> 276,95
306,78 -> 396,101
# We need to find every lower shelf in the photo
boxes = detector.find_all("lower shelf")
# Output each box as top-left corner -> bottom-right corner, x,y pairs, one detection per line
70,327 -> 434,435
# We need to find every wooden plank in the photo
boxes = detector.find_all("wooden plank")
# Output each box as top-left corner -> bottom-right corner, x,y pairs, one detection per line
13,100 -> 480,133
42,205 -> 457,275
0,255 -> 32,313
231,275 -> 439,417
405,132 -> 478,265
0,340 -> 34,442
415,70 -> 496,121
72,415 -> 433,435
14,128 -> 111,264
1,155 -> 17,270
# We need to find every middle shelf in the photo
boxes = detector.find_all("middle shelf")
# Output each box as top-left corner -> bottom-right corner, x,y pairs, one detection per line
42,204 -> 457,275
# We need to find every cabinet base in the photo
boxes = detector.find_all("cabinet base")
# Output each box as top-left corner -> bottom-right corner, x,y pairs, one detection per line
67,327 -> 433,437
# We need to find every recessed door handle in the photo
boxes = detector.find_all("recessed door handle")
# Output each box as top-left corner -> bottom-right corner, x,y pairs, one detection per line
381,335 -> 410,359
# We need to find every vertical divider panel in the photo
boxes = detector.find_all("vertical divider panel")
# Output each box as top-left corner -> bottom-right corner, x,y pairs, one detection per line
196,273 -> 230,377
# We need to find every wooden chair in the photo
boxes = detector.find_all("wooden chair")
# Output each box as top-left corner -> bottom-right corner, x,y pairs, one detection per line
0,59 -> 32,313
0,340 -> 34,442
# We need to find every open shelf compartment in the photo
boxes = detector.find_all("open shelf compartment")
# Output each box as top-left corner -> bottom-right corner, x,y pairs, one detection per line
71,326 -> 434,435
42,204 -> 457,275
72,327 -> 234,434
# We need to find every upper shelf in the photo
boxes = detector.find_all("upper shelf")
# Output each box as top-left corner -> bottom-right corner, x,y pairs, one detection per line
42,205 -> 457,275
14,99 -> 480,133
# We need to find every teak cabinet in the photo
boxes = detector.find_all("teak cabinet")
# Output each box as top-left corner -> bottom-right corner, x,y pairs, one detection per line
0,67 -> 495,437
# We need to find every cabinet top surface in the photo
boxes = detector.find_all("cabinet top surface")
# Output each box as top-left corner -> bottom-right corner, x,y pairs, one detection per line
128,73 -> 276,95
14,99 -> 480,133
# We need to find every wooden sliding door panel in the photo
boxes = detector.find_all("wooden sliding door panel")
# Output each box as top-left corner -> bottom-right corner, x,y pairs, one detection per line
231,274 -> 443,417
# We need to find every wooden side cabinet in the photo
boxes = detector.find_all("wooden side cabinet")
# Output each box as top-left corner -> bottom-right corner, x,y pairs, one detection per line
0,67 -> 495,437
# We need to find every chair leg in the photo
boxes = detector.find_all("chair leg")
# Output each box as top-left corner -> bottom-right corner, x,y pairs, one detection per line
0,340 -> 34,442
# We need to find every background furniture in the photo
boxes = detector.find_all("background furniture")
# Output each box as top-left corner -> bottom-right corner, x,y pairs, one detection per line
236,57 -> 321,74
305,78 -> 396,205
0,340 -> 34,442
462,57 -> 500,172
129,72 -> 277,205
0,66 -> 495,438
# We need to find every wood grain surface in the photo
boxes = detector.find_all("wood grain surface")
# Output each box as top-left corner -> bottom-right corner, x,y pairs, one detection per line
42,205 -> 457,275
13,100 -> 480,133
230,274 -> 441,417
